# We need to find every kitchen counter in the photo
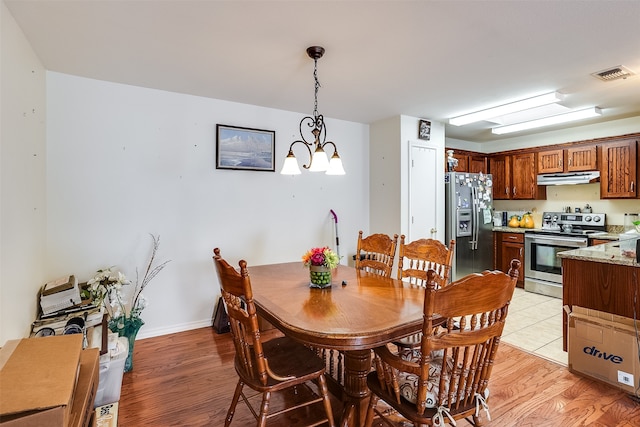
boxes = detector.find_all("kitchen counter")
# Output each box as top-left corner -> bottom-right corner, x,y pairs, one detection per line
492,227 -> 623,241
558,238 -> 639,267
560,237 -> 640,351
492,226 -> 527,233
586,232 -> 620,241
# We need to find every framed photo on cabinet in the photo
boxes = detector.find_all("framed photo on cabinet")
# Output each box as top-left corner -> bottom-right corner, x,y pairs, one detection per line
418,119 -> 431,141
216,124 -> 275,171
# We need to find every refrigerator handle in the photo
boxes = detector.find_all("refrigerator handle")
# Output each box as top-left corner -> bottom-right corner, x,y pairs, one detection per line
471,186 -> 478,250
474,187 -> 480,250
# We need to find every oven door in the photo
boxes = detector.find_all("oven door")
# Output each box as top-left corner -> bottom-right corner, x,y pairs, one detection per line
524,234 -> 588,297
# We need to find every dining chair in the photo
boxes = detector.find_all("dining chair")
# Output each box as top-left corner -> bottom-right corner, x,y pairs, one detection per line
355,231 -> 399,278
397,236 -> 455,288
366,259 -> 520,427
393,237 -> 455,353
213,248 -> 336,427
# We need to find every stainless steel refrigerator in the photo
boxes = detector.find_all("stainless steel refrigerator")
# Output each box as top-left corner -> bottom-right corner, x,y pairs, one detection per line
445,172 -> 494,281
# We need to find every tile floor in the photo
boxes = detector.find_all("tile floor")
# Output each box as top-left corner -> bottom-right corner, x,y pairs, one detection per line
501,287 -> 568,366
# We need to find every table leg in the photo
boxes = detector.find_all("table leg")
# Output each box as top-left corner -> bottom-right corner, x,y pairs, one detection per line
339,349 -> 372,427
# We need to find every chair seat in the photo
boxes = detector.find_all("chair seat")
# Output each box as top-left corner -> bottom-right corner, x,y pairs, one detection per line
392,333 -> 422,349
365,370 -> 477,424
236,336 -> 327,391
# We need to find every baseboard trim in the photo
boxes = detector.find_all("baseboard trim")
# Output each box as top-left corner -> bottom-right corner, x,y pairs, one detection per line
136,319 -> 212,340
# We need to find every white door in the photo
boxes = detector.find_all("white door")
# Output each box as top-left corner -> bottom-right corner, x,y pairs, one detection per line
409,144 -> 439,242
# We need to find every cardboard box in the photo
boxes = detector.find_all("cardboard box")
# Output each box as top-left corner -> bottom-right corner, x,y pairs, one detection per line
92,402 -> 118,427
568,306 -> 640,394
0,335 -> 83,426
70,348 -> 100,427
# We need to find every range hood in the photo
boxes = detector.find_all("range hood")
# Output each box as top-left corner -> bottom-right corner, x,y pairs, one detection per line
537,171 -> 600,185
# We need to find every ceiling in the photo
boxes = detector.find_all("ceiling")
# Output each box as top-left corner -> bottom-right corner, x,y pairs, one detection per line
5,0 -> 640,143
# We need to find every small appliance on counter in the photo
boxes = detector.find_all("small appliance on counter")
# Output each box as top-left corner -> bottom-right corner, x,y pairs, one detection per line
624,213 -> 640,232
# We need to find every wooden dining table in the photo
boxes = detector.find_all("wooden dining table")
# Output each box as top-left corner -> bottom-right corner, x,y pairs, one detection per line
248,262 -> 426,427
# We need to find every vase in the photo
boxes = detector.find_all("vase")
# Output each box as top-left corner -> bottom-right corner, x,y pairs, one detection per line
108,316 -> 144,373
309,265 -> 332,289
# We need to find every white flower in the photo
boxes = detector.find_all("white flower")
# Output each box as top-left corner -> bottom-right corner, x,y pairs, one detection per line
134,294 -> 147,312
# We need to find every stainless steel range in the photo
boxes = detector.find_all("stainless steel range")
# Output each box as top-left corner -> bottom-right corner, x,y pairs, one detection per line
524,211 -> 606,298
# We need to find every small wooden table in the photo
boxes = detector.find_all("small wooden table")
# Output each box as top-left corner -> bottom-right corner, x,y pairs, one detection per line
248,263 -> 425,427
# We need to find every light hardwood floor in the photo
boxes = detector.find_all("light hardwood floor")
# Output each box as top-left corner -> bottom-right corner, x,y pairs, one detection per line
118,326 -> 640,426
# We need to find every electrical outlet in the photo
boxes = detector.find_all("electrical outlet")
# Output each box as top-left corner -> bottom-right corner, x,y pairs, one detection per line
618,370 -> 634,386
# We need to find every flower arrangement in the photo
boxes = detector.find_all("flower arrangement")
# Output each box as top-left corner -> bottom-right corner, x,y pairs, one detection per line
302,246 -> 340,269
86,268 -> 132,319
87,234 -> 170,322
86,234 -> 170,371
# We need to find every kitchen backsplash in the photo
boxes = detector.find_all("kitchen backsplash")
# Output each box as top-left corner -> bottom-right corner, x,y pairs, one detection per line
493,182 -> 638,228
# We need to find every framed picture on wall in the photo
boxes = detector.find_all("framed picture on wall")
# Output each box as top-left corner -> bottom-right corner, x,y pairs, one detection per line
418,119 -> 431,141
216,124 -> 276,171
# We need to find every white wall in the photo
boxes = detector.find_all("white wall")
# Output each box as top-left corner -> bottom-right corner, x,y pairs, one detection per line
1,1 -> 47,343
44,72 -> 369,339
369,115 -> 445,241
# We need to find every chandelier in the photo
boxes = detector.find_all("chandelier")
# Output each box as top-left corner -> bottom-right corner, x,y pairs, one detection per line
280,46 -> 345,175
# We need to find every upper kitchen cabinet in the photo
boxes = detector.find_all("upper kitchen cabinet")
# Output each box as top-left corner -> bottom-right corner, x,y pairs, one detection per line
566,146 -> 598,171
469,155 -> 488,174
512,152 -> 546,199
538,146 -> 597,173
490,153 -> 546,200
445,149 -> 487,174
537,149 -> 563,173
599,138 -> 638,198
489,155 -> 511,200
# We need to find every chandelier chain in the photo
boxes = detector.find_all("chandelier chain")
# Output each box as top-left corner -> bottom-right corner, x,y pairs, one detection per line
313,57 -> 321,119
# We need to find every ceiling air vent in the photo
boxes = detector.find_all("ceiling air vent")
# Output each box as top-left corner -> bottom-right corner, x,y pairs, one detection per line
591,65 -> 635,82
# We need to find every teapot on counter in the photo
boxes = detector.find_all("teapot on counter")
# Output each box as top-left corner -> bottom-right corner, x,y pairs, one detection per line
583,204 -> 592,213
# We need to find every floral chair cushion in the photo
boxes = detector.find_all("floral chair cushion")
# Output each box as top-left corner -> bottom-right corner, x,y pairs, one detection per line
397,349 -> 455,407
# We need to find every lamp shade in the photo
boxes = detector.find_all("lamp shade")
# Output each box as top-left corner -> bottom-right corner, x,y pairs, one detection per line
326,153 -> 345,175
309,146 -> 329,172
280,152 -> 302,175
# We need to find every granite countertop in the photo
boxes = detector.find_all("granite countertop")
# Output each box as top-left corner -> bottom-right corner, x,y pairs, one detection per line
558,238 -> 640,267
491,228 -> 622,240
492,226 -> 527,233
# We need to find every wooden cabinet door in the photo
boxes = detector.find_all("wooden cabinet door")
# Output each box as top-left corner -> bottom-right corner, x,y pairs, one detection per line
538,149 -> 563,173
454,154 -> 469,172
469,155 -> 487,174
489,155 -> 511,200
600,139 -> 637,198
511,153 -> 537,199
566,146 -> 597,171
501,240 -> 524,288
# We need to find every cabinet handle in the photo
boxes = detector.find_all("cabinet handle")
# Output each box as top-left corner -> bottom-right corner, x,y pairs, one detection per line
631,181 -> 635,192
519,247 -> 523,257
559,159 -> 563,168
568,158 -> 572,166
513,187 -> 517,196
505,187 -> 509,195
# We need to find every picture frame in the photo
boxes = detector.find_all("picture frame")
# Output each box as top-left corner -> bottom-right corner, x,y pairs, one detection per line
418,119 -> 431,141
216,124 -> 275,171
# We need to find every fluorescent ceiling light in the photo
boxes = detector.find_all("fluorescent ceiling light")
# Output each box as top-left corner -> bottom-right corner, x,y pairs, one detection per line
491,107 -> 602,135
449,92 -> 563,126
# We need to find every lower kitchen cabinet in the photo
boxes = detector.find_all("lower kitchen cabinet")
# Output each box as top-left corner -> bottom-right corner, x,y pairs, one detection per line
498,232 -> 525,288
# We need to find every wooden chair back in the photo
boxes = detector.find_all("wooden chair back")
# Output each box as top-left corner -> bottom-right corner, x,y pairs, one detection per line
213,248 -> 268,386
368,260 -> 520,425
397,237 -> 455,287
355,231 -> 399,278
